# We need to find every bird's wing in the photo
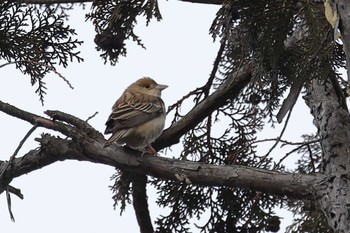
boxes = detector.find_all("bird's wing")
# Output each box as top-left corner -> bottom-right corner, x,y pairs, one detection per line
104,98 -> 164,134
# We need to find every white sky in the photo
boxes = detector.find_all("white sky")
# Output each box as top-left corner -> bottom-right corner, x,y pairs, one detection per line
0,1 -> 316,232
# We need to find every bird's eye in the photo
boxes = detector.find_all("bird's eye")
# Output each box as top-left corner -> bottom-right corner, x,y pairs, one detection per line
144,84 -> 150,89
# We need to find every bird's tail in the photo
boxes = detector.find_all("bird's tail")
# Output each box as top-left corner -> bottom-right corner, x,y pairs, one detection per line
103,141 -> 112,148
103,131 -> 125,148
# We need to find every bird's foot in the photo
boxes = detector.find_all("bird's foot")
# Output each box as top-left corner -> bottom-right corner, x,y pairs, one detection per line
141,144 -> 157,157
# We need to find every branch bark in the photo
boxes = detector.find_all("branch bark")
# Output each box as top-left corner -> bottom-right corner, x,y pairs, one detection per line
338,0 -> 350,82
305,77 -> 350,233
0,133 -> 326,200
132,174 -> 154,233
0,99 -> 325,200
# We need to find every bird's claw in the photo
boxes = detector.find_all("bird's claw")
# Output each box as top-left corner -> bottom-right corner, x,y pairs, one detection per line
141,144 -> 157,157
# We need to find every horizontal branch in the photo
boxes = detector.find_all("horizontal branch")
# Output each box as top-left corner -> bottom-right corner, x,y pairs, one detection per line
1,134 -> 326,200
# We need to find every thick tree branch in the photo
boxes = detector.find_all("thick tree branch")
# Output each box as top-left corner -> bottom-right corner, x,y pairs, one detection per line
132,174 -> 154,233
0,96 -> 324,200
338,0 -> 350,83
154,66 -> 252,149
305,77 -> 350,233
0,134 -> 326,200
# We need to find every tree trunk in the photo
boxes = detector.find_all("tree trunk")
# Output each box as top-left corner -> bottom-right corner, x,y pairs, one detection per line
305,77 -> 350,232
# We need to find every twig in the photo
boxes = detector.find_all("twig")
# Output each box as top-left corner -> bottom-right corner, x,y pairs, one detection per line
274,144 -> 305,168
5,185 -> 24,222
0,124 -> 38,179
0,124 -> 37,221
11,124 -> 38,163
0,62 -> 15,69
167,87 -> 203,114
86,111 -> 99,123
6,188 -> 15,222
203,38 -> 226,96
307,144 -> 316,173
26,60 -> 74,90
7,185 -> 24,200
167,37 -> 226,115
0,60 -> 74,89
252,137 -> 320,146
257,109 -> 293,166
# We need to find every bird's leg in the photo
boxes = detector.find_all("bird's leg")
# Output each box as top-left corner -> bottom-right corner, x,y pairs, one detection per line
141,144 -> 157,157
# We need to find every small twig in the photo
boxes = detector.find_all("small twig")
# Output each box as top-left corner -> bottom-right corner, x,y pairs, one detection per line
6,188 -> 15,222
167,38 -> 227,115
257,109 -> 293,166
7,185 -> 24,200
0,60 -> 74,89
307,144 -> 316,173
1,123 -> 36,222
201,115 -> 214,162
4,185 -> 24,222
26,60 -> 74,90
0,62 -> 15,69
0,124 -> 38,179
86,111 -> 99,123
274,144 -> 305,168
252,137 -> 320,146
10,124 -> 38,164
203,38 -> 226,96
167,87 -> 203,114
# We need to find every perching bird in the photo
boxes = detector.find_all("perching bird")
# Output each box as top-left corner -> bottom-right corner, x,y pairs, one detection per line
104,77 -> 167,155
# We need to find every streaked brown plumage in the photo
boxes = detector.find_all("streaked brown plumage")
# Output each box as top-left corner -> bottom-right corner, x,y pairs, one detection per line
104,77 -> 167,155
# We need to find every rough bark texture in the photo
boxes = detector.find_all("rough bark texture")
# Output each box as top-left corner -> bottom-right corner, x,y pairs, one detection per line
0,134 -> 323,199
338,0 -> 350,83
305,78 -> 350,232
132,174 -> 154,233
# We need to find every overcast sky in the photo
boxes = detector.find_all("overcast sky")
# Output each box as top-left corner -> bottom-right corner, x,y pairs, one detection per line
0,1 -> 316,232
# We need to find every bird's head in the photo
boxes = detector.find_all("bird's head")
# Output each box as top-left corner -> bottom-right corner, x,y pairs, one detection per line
129,77 -> 168,97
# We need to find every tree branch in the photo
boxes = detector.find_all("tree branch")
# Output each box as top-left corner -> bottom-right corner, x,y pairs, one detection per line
0,133 -> 326,200
338,0 -> 350,84
131,174 -> 154,233
305,77 -> 350,232
154,65 -> 252,150
0,101 -> 103,142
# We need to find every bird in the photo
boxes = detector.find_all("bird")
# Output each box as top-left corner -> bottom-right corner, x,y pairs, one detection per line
104,77 -> 167,156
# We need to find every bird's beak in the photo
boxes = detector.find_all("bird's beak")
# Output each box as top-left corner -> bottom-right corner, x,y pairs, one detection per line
156,84 -> 168,90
